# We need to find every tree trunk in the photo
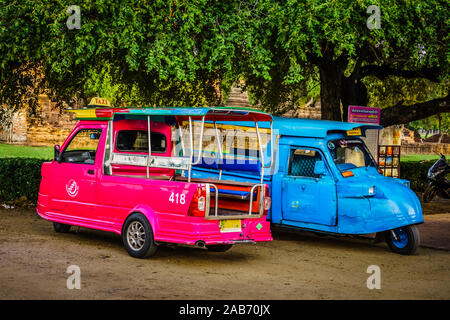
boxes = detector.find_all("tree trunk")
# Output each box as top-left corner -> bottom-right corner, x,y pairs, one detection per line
319,62 -> 343,121
380,96 -> 449,127
437,113 -> 443,143
340,75 -> 368,122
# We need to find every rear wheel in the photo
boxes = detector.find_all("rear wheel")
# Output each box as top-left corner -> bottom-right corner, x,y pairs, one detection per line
53,222 -> 71,233
385,225 -> 420,255
122,213 -> 157,258
207,244 -> 233,252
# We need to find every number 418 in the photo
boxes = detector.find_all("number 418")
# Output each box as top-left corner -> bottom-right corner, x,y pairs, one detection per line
169,192 -> 185,204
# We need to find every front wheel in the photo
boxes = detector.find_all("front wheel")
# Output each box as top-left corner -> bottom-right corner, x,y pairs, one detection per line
122,213 -> 158,258
385,225 -> 420,255
423,184 -> 438,203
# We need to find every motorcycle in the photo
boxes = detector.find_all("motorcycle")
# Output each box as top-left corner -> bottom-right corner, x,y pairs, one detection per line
423,153 -> 450,203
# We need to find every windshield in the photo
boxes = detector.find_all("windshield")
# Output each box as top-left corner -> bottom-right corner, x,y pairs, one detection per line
328,138 -> 376,171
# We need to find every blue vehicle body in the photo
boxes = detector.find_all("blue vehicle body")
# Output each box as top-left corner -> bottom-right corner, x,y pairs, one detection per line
187,116 -> 424,236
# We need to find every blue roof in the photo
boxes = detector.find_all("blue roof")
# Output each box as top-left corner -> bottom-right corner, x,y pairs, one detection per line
114,107 -> 272,122
217,116 -> 382,137
271,116 -> 382,137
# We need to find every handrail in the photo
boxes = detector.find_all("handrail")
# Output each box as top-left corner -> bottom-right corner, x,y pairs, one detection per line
206,183 -> 219,217
248,184 -> 264,215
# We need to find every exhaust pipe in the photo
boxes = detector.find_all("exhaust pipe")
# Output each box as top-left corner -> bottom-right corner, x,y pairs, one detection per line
195,240 -> 206,249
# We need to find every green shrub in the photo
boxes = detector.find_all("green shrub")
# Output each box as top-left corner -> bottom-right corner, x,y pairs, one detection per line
0,158 -> 47,203
400,161 -> 434,192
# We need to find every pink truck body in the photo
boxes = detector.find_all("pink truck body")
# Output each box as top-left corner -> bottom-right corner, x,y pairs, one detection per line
37,107 -> 273,256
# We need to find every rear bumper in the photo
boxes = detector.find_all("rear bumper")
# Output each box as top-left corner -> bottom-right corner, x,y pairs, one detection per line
37,199 -> 273,245
154,217 -> 273,245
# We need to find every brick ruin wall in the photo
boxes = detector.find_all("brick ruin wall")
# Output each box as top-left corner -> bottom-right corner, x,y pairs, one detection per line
0,94 -> 77,146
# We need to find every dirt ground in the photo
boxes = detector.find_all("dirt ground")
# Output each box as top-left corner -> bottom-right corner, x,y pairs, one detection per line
0,202 -> 449,300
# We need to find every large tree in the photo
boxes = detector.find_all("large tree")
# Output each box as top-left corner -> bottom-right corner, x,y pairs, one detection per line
0,0 -> 248,110
0,0 -> 448,127
239,0 -> 449,126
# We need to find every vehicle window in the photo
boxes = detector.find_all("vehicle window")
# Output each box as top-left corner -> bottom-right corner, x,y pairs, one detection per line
328,138 -> 376,171
62,129 -> 102,164
116,130 -> 166,153
288,148 -> 322,178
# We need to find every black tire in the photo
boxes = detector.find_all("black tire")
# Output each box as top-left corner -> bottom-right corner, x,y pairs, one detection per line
385,225 -> 420,255
423,185 -> 438,203
207,244 -> 233,252
53,222 -> 71,233
122,213 -> 158,258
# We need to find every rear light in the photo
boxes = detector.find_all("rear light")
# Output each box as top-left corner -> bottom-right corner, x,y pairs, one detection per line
341,171 -> 354,178
264,197 -> 271,211
197,196 -> 205,211
188,186 -> 207,217
263,185 -> 271,211
378,168 -> 383,174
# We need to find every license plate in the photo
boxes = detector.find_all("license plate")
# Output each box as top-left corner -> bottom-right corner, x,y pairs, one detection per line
347,127 -> 362,136
219,220 -> 242,233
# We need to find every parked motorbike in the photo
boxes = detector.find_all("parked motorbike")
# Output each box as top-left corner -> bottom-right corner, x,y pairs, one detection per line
423,153 -> 450,203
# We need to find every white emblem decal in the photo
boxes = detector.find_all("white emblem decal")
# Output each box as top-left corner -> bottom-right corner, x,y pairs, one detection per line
66,179 -> 79,197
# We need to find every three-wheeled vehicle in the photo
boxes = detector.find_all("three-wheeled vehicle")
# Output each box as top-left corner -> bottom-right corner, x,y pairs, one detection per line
188,116 -> 424,255
37,106 -> 273,258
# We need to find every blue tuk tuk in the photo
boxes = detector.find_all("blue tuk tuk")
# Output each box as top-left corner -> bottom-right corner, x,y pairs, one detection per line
187,116 -> 423,255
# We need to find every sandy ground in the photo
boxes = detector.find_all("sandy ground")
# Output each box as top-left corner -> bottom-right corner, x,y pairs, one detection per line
0,203 -> 449,300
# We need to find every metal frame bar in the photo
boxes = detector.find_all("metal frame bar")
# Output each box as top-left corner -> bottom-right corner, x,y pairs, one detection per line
146,115 -> 151,178
188,117 -> 193,182
213,121 -> 223,180
192,116 -> 206,165
254,119 -> 265,184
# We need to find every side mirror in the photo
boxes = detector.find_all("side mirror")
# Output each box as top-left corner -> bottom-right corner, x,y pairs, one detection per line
54,145 -> 61,163
313,160 -> 327,177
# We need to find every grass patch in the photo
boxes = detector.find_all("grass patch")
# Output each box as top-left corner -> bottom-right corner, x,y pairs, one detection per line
400,154 -> 448,162
0,143 -> 53,159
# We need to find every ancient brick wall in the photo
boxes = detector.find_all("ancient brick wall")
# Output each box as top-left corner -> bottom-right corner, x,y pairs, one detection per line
0,94 -> 77,146
0,109 -> 28,143
401,142 -> 450,155
26,95 -> 77,146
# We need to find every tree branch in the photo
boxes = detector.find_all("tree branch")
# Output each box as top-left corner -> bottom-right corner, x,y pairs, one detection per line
361,65 -> 441,82
380,95 -> 449,127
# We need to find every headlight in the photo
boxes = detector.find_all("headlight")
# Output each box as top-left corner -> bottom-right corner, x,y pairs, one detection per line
368,186 -> 376,196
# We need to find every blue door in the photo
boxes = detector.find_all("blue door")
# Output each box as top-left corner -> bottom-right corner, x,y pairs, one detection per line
281,147 -> 337,226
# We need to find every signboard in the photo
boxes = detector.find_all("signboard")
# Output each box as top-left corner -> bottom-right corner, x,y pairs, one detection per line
88,97 -> 111,107
348,105 -> 380,124
347,106 -> 380,165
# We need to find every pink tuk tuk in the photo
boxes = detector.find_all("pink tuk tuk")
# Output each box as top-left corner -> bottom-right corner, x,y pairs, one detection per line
37,106 -> 274,258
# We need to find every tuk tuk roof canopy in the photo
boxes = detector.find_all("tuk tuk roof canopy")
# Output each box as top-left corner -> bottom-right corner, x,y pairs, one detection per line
271,117 -> 382,137
68,106 -> 272,122
214,116 -> 382,137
